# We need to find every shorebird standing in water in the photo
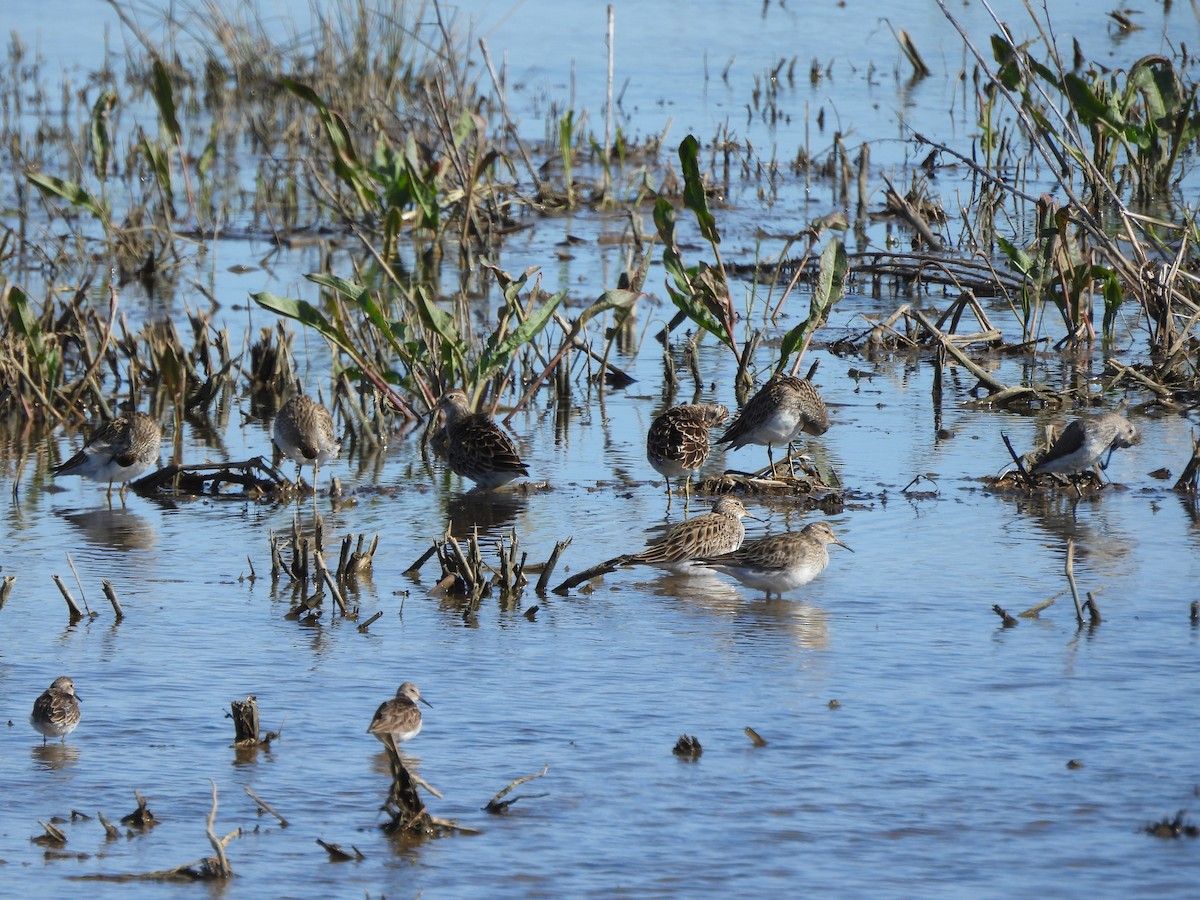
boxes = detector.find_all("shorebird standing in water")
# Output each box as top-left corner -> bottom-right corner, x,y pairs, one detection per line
54,411 -> 161,503
31,676 -> 82,744
646,402 -> 729,506
552,496 -> 756,593
700,521 -> 851,599
1031,410 -> 1138,495
272,394 -> 340,487
436,389 -> 529,490
716,375 -> 829,472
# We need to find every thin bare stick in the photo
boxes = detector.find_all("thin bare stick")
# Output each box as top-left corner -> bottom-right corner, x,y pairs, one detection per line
484,764 -> 550,813
243,786 -> 289,828
206,780 -> 231,877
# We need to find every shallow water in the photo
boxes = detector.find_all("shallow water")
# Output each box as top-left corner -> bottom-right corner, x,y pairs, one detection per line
5,0 -> 1200,897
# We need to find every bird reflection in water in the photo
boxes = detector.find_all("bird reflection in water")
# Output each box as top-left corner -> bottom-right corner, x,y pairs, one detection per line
59,507 -> 157,552
31,742 -> 80,771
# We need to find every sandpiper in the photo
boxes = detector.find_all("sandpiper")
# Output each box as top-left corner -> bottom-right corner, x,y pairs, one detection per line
272,395 -> 340,483
1031,410 -> 1138,492
646,403 -> 729,503
700,521 -> 851,599
551,497 -> 756,593
31,676 -> 82,744
716,375 -> 829,471
367,682 -> 431,748
629,496 -> 755,572
54,411 -> 162,503
437,389 -> 529,490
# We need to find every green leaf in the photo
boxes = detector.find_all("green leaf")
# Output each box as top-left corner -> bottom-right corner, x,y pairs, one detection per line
472,289 -> 568,384
89,90 -> 117,181
251,291 -> 351,353
997,236 -> 1034,275
1065,74 -> 1123,129
678,134 -> 719,245
306,272 -> 368,303
26,172 -> 109,221
140,132 -> 173,203
150,58 -> 181,141
283,78 -> 376,210
989,35 -> 1022,91
576,289 -> 640,328
779,238 -> 846,366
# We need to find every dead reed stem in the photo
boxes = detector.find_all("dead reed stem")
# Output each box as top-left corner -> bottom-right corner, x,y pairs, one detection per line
101,579 -> 125,621
52,575 -> 86,624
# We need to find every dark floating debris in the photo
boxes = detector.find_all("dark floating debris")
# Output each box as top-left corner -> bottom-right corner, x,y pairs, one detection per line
132,456 -> 296,501
315,838 -> 364,861
228,695 -> 280,749
991,605 -> 1019,628
1066,759 -> 1084,770
33,819 -> 67,846
1144,811 -> 1199,839
672,734 -> 703,758
744,726 -> 767,748
483,764 -> 551,815
78,782 -> 234,881
120,791 -> 159,831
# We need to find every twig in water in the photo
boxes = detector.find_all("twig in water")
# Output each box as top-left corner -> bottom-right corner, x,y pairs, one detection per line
1018,593 -> 1060,618
97,810 -> 120,839
744,727 -> 768,747
535,537 -> 573,594
357,611 -> 383,633
66,553 -> 89,613
483,764 -> 550,814
244,786 -> 289,828
991,604 -> 1018,627
52,574 -> 86,624
205,780 -> 232,878
315,838 -> 364,861
1001,432 -> 1035,489
101,579 -> 125,622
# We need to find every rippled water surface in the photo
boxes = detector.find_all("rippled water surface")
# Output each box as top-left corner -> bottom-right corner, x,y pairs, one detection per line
4,1 -> 1200,897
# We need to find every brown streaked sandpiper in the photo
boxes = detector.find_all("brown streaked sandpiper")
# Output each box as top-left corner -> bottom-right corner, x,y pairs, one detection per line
272,394 -> 340,484
367,682 -> 431,748
31,676 -> 82,745
1031,410 -> 1138,493
437,389 -> 529,490
54,411 -> 161,503
700,521 -> 851,599
716,375 -> 829,471
646,402 -> 729,504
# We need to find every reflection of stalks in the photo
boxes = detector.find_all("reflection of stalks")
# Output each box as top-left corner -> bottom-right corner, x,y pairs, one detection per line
1064,539 -> 1084,626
